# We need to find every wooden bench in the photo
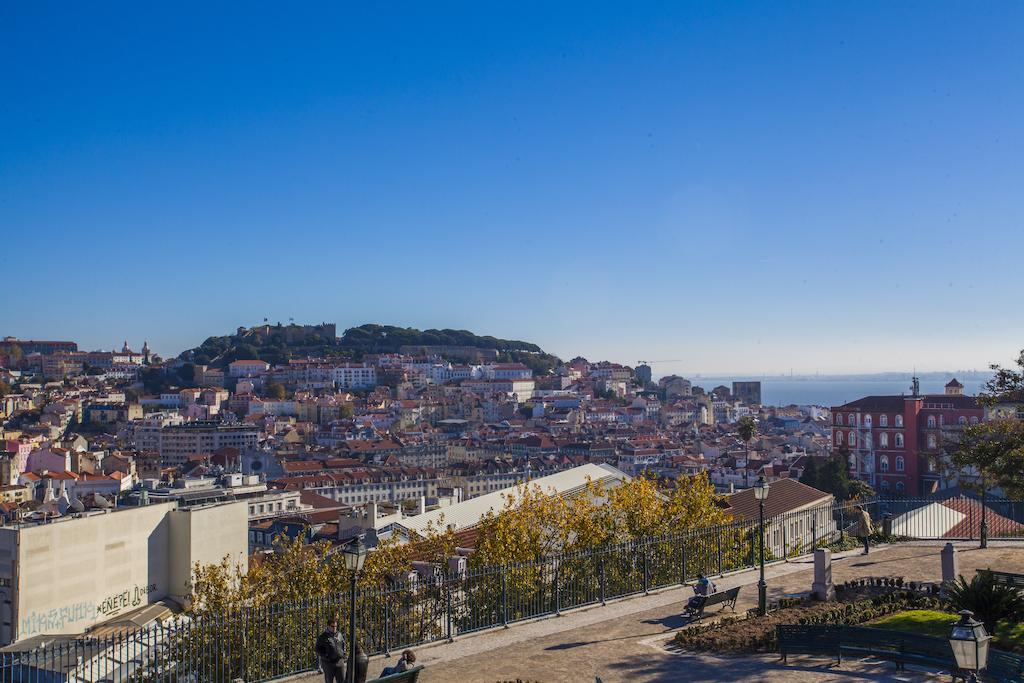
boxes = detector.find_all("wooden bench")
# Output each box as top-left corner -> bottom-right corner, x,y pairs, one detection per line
984,649 -> 1024,682
682,585 -> 741,620
977,569 -> 1024,589
368,665 -> 424,683
839,626 -> 901,664
777,624 -> 1024,680
777,624 -> 841,663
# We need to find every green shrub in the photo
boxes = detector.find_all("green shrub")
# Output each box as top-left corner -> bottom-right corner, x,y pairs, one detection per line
945,573 -> 1024,634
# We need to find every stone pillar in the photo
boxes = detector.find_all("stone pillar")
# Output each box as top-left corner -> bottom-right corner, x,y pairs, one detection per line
941,542 -> 959,585
811,548 -> 835,601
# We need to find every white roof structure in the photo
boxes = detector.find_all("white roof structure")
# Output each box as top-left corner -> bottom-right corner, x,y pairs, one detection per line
396,463 -> 630,536
889,501 -> 963,538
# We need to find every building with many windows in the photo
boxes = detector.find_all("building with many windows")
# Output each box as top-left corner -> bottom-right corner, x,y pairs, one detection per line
157,422 -> 261,467
830,379 -> 983,496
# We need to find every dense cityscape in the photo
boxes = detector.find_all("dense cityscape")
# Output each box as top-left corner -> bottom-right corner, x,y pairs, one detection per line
2,323 -> 1022,679
6,3 -> 1024,681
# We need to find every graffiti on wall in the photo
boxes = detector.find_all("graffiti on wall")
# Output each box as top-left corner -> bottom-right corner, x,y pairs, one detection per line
96,583 -> 158,617
19,602 -> 96,638
18,583 -> 159,638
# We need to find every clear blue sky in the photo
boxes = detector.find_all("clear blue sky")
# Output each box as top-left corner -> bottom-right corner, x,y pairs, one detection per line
3,2 -> 1023,375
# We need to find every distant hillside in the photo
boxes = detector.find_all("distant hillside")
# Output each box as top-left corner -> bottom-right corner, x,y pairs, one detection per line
179,323 -> 561,374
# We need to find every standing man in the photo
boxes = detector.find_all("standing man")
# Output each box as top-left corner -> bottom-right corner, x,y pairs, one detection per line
851,505 -> 873,555
316,617 -> 346,683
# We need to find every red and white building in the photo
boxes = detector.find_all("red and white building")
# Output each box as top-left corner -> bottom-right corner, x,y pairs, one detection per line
830,379 -> 983,496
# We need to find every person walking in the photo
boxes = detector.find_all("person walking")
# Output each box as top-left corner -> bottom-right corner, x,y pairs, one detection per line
315,617 -> 346,683
851,504 -> 873,555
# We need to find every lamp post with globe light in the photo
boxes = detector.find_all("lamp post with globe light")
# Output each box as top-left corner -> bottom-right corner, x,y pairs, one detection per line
753,475 -> 770,616
342,536 -> 368,683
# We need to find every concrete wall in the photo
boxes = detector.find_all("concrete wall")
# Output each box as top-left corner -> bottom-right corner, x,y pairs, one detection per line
3,503 -> 174,643
0,500 -> 249,645
168,500 -> 248,604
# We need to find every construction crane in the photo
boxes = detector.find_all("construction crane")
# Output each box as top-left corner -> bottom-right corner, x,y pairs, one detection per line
637,359 -> 682,366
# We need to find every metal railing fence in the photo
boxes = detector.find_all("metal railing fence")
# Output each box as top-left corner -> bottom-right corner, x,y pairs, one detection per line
1,495 -> 1020,682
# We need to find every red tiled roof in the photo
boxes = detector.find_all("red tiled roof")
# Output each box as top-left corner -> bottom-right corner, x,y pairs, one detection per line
941,498 -> 1024,539
724,478 -> 832,522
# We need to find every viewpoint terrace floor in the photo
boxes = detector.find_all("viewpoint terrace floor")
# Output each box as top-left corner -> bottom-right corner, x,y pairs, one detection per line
293,542 -> 1024,682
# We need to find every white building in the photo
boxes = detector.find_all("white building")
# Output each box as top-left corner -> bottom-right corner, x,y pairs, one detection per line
396,463 -> 630,536
0,500 -> 247,645
157,422 -> 260,467
330,364 -> 377,390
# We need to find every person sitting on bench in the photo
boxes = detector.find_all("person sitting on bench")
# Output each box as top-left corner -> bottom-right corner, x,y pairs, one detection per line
380,649 -> 416,677
686,574 -> 716,613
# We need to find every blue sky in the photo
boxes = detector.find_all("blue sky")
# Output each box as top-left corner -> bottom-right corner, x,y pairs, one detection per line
3,2 -> 1023,375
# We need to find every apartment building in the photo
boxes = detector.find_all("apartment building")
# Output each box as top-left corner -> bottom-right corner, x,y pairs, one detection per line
273,468 -> 446,507
157,422 -> 261,467
830,379 -> 983,496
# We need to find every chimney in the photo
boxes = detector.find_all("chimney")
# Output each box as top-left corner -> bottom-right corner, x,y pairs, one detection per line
729,482 -> 735,494
369,501 -> 378,526
419,496 -> 426,515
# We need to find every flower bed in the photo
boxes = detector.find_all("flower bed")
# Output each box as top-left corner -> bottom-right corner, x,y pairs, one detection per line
673,587 -> 945,654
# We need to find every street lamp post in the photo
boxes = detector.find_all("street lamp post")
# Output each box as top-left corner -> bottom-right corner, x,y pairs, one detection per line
342,536 -> 368,683
753,475 -> 770,616
948,609 -> 991,682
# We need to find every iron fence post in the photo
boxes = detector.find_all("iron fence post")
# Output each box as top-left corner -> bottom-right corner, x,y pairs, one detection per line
501,569 -> 509,627
643,548 -> 651,593
554,559 -> 561,616
716,531 -> 723,576
680,536 -> 687,585
383,595 -> 391,656
981,485 -> 989,548
445,577 -> 454,643
782,520 -> 789,560
599,556 -> 607,605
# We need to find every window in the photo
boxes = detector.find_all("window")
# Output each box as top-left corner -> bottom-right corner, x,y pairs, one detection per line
864,414 -> 872,427
896,456 -> 905,472
927,434 -> 937,449
895,433 -> 904,447
865,433 -> 872,449
848,414 -> 856,426
970,416 -> 979,425
880,433 -> 889,448
958,416 -> 967,425
835,431 -> 844,445
896,481 -> 905,494
895,415 -> 904,428
880,414 -> 888,427
835,413 -> 842,425
927,415 -> 936,428
881,480 -> 890,492
849,432 -> 857,446
940,415 -> 945,426
880,456 -> 889,472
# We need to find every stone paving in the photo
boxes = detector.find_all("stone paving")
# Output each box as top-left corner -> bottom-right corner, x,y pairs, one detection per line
291,541 -> 1024,682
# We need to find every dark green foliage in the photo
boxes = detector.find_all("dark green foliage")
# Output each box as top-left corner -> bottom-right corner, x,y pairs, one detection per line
948,420 -> 1024,500
800,451 -> 875,502
737,416 -> 756,444
339,324 -> 544,355
945,572 -> 1024,633
179,323 -> 561,371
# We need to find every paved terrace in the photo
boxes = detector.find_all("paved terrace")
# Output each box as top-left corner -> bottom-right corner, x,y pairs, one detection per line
291,542 -> 1024,682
